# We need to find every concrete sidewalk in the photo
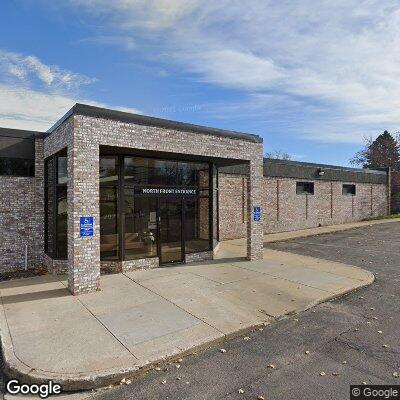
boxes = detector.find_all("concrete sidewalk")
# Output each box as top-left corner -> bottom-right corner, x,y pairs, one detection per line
0,249 -> 374,391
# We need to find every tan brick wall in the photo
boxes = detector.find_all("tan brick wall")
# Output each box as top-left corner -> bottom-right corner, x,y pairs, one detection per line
0,138 -> 44,272
218,173 -> 389,238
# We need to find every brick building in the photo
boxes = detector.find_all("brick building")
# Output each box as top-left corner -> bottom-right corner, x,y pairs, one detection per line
218,159 -> 389,240
0,104 -> 390,295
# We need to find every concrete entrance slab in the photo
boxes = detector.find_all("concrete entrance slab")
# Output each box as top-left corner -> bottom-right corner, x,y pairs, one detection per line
0,245 -> 374,391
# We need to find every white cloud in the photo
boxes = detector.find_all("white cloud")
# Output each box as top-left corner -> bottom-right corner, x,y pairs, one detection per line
0,48 -> 141,131
67,0 -> 400,143
185,50 -> 285,89
0,50 -> 95,90
0,84 -> 141,131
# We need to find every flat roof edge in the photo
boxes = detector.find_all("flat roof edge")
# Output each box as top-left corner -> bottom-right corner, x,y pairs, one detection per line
264,158 -> 388,176
0,127 -> 45,139
47,103 -> 263,143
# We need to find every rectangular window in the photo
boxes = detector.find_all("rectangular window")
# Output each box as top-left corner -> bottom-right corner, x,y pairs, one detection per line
296,181 -> 314,195
185,197 -> 210,253
124,194 -> 158,260
56,186 -> 68,258
99,156 -> 119,260
343,184 -> 356,195
0,132 -> 35,177
44,151 -> 68,259
100,187 -> 119,260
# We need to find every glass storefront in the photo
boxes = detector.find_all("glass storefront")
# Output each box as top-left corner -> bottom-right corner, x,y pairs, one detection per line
45,153 -> 212,264
100,155 -> 212,264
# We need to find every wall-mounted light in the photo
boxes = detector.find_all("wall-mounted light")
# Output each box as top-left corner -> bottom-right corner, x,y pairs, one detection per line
317,168 -> 325,176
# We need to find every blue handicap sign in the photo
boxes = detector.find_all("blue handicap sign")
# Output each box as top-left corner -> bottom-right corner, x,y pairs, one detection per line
253,206 -> 262,222
80,217 -> 94,237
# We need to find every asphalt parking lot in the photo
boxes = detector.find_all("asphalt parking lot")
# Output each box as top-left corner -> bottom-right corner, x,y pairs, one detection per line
91,221 -> 400,400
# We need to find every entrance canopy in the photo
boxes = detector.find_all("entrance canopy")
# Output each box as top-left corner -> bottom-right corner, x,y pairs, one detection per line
43,103 -> 264,295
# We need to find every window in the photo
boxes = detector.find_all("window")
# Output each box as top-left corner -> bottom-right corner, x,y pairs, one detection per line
124,195 -> 158,260
100,157 -> 119,260
343,184 -> 356,196
184,197 -> 210,253
0,131 -> 35,177
44,151 -> 68,259
296,181 -> 314,195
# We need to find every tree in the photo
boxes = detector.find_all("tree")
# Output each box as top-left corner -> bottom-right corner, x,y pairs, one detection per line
265,150 -> 292,160
350,131 -> 400,170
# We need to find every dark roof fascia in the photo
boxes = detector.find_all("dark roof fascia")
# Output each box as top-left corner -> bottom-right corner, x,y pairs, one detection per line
46,103 -> 263,143
45,107 -> 74,136
263,158 -> 387,176
0,127 -> 45,139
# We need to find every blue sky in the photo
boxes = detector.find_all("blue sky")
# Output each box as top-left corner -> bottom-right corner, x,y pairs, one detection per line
1,0 -> 400,166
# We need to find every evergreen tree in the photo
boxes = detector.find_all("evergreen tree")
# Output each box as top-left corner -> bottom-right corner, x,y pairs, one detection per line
351,131 -> 400,170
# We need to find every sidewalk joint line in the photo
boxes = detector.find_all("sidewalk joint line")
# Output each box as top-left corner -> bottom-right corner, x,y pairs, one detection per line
57,279 -> 138,359
122,272 -> 227,336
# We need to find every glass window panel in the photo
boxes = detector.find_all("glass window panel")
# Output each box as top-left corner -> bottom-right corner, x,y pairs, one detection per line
56,186 -> 68,258
0,135 -> 35,177
100,156 -> 118,185
343,184 -> 356,195
100,187 -> 119,260
57,156 -> 68,184
159,198 -> 183,263
125,196 -> 158,260
124,157 -> 209,187
0,158 -> 34,177
184,197 -> 210,253
296,181 -> 314,195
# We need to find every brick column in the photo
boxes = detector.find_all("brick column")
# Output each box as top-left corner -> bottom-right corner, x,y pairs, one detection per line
246,148 -> 264,261
67,120 -> 100,295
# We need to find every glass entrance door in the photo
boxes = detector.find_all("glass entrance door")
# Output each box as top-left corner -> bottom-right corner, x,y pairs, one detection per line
158,198 -> 183,264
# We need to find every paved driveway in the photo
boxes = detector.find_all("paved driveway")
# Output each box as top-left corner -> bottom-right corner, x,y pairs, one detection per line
92,221 -> 400,400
